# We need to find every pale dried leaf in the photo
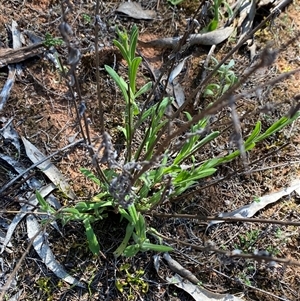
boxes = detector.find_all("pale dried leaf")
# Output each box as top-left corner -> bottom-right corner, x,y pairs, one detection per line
153,254 -> 161,273
11,20 -> 22,49
169,57 -> 189,84
172,81 -> 185,108
188,27 -> 235,46
21,137 -> 76,199
163,253 -> 200,284
0,117 -> 20,154
139,27 -> 234,49
0,212 -> 26,255
290,177 -> 300,197
0,184 -> 56,254
167,274 -> 244,301
116,2 -> 156,20
26,214 -> 86,288
237,0 -> 256,43
208,181 -> 300,229
8,289 -> 23,301
0,65 -> 16,111
0,229 -> 13,253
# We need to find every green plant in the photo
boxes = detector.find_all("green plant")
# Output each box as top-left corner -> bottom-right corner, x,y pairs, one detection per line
35,277 -> 54,301
105,25 -> 152,161
238,230 -> 260,252
36,25 -> 300,260
266,245 -> 280,256
203,0 -> 233,32
115,263 -> 148,300
167,0 -> 185,5
253,196 -> 260,203
239,272 -> 252,286
275,228 -> 282,239
82,13 -> 92,24
203,57 -> 238,97
44,32 -> 63,48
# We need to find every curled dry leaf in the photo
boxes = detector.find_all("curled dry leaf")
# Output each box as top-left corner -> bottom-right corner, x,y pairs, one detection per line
116,2 -> 156,20
139,27 -> 234,49
207,180 -> 300,230
26,214 -> 85,288
21,137 -> 76,199
0,20 -> 22,111
168,57 -> 190,108
8,290 -> 23,301
163,253 -> 200,284
0,117 -> 20,155
167,274 -> 244,301
0,183 -> 56,254
0,66 -> 16,111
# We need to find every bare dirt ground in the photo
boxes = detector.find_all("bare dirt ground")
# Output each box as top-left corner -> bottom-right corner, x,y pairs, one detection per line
0,0 -> 300,300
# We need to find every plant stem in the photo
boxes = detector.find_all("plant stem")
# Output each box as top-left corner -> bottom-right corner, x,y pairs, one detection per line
94,0 -> 105,134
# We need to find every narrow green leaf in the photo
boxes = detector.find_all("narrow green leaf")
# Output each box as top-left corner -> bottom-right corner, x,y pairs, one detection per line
105,65 -> 128,102
129,57 -> 142,94
36,190 -> 52,213
184,111 -> 193,121
115,280 -> 125,293
123,244 -> 140,257
113,223 -> 135,258
61,207 -> 80,215
129,25 -> 138,61
136,214 -> 147,241
153,155 -> 168,182
207,19 -> 218,32
80,168 -> 101,186
256,113 -> 300,142
141,106 -> 154,122
174,168 -> 217,184
83,219 -> 100,255
245,121 -> 261,144
119,208 -> 133,224
75,200 -> 112,211
135,82 -> 152,98
128,204 -> 139,225
199,157 -> 220,170
141,242 -> 173,252
113,39 -> 130,63
173,131 -> 219,165
216,142 -> 256,164
139,187 -> 151,200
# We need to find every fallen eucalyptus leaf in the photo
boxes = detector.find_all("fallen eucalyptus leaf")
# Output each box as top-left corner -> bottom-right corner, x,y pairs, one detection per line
8,290 -> 23,301
167,57 -> 189,108
237,0 -> 256,43
169,57 -> 189,84
0,153 -> 42,189
0,229 -> 13,254
116,2 -> 156,20
167,274 -> 244,301
0,117 -> 20,155
153,254 -> 161,273
0,183 -> 56,254
291,177 -> 300,197
163,253 -> 200,284
0,20 -> 23,111
207,180 -> 300,230
21,137 -> 76,199
0,66 -> 16,111
172,80 -> 185,108
26,214 -> 85,288
139,27 -> 234,49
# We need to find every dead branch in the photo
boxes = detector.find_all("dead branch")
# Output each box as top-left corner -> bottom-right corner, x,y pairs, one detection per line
0,42 -> 45,68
